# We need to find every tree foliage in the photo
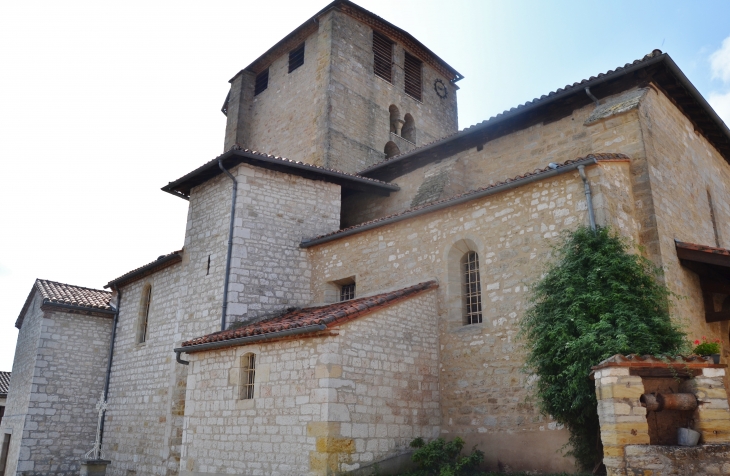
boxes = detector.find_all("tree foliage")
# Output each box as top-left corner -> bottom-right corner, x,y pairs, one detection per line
519,226 -> 687,470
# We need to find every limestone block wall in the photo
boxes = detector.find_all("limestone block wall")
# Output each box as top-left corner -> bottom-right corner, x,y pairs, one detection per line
325,10 -> 458,172
1,293 -> 43,475
343,88 -> 646,228
308,169 -> 628,472
636,88 -> 730,357
180,291 -> 439,476
0,296 -> 112,476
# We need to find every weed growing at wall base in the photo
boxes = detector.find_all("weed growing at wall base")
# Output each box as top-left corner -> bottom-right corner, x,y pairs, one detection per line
519,226 -> 687,471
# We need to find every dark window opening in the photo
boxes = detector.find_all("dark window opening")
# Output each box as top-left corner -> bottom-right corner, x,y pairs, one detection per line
404,52 -> 423,101
384,141 -> 400,159
476,144 -> 484,152
373,31 -> 394,83
254,69 -> 269,96
0,433 -> 10,475
340,283 -> 356,302
708,189 -> 721,247
288,43 -> 305,73
463,251 -> 482,325
139,285 -> 152,343
206,255 -> 211,276
402,114 -> 415,143
240,353 -> 256,400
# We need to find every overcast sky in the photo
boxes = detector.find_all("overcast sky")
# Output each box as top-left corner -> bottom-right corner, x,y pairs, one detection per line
2,0 -> 730,371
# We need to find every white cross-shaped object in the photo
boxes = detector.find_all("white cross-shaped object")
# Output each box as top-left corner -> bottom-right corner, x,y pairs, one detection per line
84,391 -> 107,461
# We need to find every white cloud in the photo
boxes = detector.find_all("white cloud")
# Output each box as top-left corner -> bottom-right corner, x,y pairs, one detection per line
710,36 -> 730,83
709,90 -> 730,126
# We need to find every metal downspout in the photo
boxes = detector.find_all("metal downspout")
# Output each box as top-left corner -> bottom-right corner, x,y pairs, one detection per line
218,158 -> 237,332
99,286 -> 121,448
578,165 -> 597,231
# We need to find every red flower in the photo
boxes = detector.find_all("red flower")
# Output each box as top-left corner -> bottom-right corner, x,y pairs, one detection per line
694,340 -> 700,345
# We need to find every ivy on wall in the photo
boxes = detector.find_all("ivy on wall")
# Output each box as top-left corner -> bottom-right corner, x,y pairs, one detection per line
519,226 -> 687,470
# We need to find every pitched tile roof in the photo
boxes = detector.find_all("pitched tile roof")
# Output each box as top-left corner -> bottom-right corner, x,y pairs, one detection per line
302,153 -> 628,248
180,280 -> 438,352
106,250 -> 183,289
361,50 -> 730,180
162,146 -> 399,201
0,371 -> 10,396
17,279 -> 114,328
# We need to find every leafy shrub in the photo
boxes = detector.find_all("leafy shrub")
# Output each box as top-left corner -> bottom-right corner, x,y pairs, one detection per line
519,226 -> 687,471
692,336 -> 721,355
403,437 -> 484,476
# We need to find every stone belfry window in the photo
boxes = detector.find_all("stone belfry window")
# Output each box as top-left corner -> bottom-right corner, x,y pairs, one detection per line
404,52 -> 423,101
462,251 -> 483,324
288,43 -> 304,73
240,353 -> 256,400
373,31 -> 394,83
254,69 -> 268,96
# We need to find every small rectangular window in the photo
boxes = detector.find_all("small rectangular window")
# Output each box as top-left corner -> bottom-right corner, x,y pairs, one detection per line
373,31 -> 394,83
288,43 -> 305,73
254,69 -> 269,96
138,285 -> 152,343
404,52 -> 422,101
240,353 -> 256,400
340,283 -> 356,302
463,251 -> 482,325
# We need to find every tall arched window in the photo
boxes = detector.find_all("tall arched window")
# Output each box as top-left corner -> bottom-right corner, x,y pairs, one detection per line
462,251 -> 482,324
402,113 -> 416,143
384,141 -> 400,159
138,284 -> 152,343
240,353 -> 256,400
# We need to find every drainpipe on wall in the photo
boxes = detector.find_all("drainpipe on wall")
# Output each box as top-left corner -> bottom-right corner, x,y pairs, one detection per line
218,158 -> 238,332
578,165 -> 597,231
99,286 -> 121,449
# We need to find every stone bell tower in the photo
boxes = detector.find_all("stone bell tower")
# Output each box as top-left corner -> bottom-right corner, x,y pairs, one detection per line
222,0 -> 462,174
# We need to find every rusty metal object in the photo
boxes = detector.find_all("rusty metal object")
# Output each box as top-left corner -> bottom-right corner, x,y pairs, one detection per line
640,393 -> 698,412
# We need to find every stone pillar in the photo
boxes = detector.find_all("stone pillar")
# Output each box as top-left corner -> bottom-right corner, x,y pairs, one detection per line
593,367 -> 650,476
688,367 -> 730,443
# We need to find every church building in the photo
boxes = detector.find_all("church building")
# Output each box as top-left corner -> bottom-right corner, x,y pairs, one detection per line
3,1 -> 730,475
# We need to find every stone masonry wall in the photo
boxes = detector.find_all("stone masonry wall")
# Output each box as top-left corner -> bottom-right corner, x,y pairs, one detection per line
105,162 -> 341,475
0,295 -> 112,476
637,88 -> 730,364
325,11 -> 458,172
343,88 -> 645,228
307,167 -> 642,472
1,293 -> 43,476
180,290 -> 439,476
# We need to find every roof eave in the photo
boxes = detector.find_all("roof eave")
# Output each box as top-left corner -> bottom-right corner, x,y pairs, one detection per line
105,253 -> 183,289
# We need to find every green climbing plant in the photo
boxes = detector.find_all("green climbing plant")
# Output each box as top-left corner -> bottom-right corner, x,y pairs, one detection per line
519,226 -> 687,471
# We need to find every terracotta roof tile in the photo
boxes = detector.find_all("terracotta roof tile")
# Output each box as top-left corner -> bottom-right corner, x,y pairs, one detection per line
181,280 -> 438,350
105,250 -> 183,289
0,371 -> 10,396
592,353 -> 723,371
675,241 -> 730,257
17,279 -> 114,329
302,153 -> 628,247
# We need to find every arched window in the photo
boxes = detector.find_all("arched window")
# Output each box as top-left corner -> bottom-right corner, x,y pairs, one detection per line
384,141 -> 400,159
402,113 -> 416,143
462,251 -> 482,324
138,284 -> 152,343
389,105 -> 402,135
240,353 -> 256,400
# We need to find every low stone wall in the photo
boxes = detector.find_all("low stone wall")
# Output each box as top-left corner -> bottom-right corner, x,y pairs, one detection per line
624,444 -> 730,476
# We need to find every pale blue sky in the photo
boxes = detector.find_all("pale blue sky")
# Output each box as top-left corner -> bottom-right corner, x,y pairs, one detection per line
1,0 -> 729,370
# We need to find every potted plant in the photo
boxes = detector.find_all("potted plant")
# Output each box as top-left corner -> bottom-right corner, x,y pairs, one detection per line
693,336 -> 722,364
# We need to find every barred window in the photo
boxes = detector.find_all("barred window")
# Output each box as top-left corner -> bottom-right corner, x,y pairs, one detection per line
340,283 -> 356,301
138,284 -> 152,343
240,353 -> 256,400
288,43 -> 305,73
254,69 -> 268,96
404,52 -> 422,101
462,251 -> 482,324
373,31 -> 394,83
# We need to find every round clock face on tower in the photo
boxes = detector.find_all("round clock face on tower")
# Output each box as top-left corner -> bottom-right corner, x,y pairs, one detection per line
434,78 -> 448,99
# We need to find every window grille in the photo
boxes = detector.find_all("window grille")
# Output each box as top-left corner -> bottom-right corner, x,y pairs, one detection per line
462,251 -> 482,324
139,285 -> 152,343
289,43 -> 305,73
240,353 -> 256,400
340,283 -> 356,301
404,52 -> 422,101
254,69 -> 269,96
372,31 -> 394,83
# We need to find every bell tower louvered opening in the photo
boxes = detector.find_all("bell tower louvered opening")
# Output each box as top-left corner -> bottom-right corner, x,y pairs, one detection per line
373,31 -> 394,83
404,52 -> 422,101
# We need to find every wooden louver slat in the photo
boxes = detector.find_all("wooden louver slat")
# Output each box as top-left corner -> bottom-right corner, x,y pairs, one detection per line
254,69 -> 268,96
373,31 -> 393,83
404,52 -> 422,101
